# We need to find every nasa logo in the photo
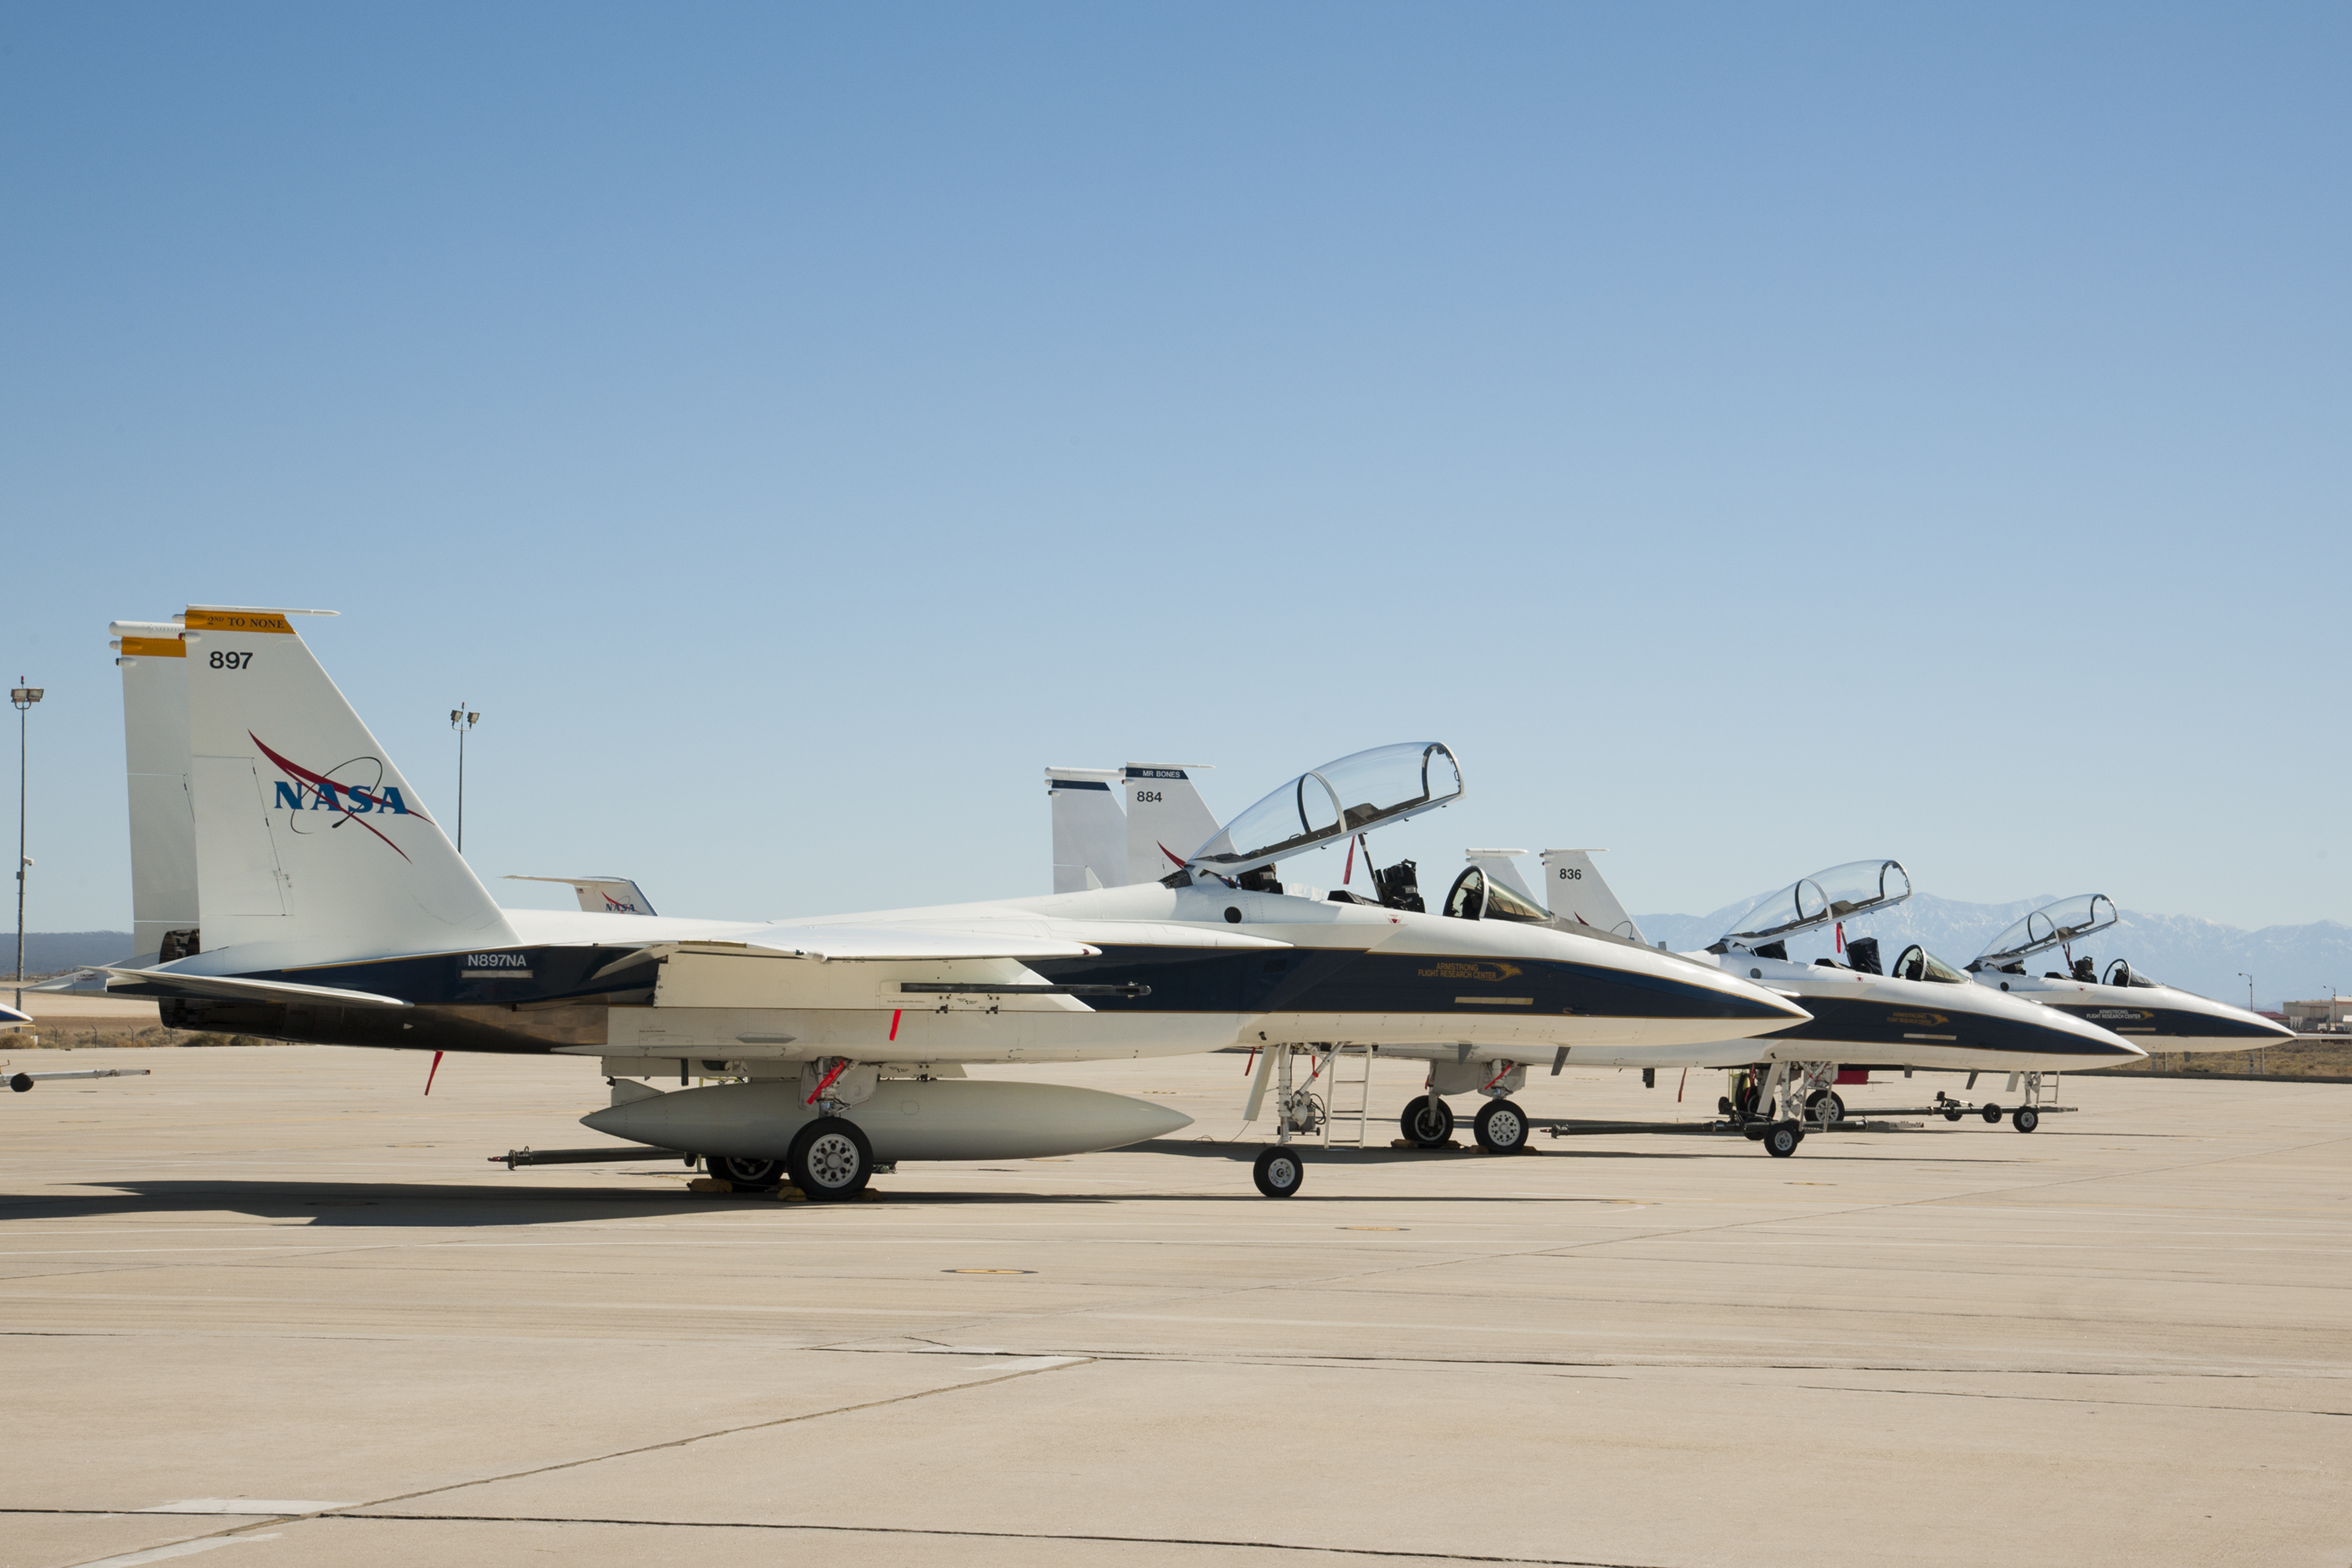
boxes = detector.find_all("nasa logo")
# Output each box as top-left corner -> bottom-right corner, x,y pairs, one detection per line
252,733 -> 433,862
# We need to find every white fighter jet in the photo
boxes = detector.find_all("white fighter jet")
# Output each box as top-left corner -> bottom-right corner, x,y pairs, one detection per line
102,608 -> 1810,1200
1425,851 -> 2146,1157
1965,895 -> 2295,1054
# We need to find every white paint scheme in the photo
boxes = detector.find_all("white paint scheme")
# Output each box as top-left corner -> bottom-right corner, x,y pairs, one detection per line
1124,764 -> 1220,882
1047,768 -> 1126,891
1046,762 -> 1223,890
182,615 -> 519,965
1539,850 -> 1647,946
584,1076 -> 1193,1161
1971,966 -> 2294,1052
112,621 -> 197,968
506,874 -> 659,916
1964,894 -> 2294,1053
120,608 -> 1811,1192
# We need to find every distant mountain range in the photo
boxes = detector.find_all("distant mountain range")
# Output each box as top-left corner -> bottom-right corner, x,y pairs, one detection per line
1636,896 -> 2351,1010
8,931 -> 136,978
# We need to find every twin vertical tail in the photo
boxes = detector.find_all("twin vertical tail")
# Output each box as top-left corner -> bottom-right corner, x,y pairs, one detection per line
113,622 -> 198,967
1538,850 -> 1650,946
180,607 -> 516,962
1046,762 -> 1223,890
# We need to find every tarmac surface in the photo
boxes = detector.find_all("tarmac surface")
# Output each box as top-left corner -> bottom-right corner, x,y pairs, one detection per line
2,1044 -> 2346,1568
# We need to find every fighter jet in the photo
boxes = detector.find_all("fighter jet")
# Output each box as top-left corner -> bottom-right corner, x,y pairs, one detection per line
103,608 -> 1810,1200
1966,895 -> 2296,1055
1405,852 -> 2147,1157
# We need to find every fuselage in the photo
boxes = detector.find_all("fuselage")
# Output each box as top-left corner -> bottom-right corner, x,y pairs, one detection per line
1970,969 -> 2293,1053
127,881 -> 1808,1063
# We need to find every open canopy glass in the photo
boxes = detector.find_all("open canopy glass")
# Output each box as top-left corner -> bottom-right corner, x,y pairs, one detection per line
1188,742 -> 1464,876
1970,894 -> 2118,968
1718,859 -> 1912,948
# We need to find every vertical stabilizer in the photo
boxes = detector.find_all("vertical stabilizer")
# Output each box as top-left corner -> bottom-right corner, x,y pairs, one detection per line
183,608 -> 517,961
1124,764 -> 1219,883
1047,769 -> 1126,893
1465,848 -> 1544,908
1539,849 -> 1648,945
113,621 -> 198,966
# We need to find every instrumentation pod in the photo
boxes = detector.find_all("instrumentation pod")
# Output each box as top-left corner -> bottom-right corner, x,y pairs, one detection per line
581,1076 -> 1192,1163
1967,894 -> 2296,1053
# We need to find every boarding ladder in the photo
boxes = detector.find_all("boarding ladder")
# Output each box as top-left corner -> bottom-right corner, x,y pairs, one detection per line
1321,1041 -> 1374,1148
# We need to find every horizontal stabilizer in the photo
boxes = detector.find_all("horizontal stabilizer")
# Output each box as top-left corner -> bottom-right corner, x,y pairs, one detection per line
98,966 -> 412,1009
506,874 -> 659,917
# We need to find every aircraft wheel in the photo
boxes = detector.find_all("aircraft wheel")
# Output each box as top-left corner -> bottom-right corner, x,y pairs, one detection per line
707,1153 -> 784,1191
1805,1089 -> 1846,1125
1474,1099 -> 1528,1155
788,1118 -> 873,1202
1400,1096 -> 1454,1148
2013,1106 -> 2039,1133
1980,1102 -> 2003,1124
1942,1105 -> 1964,1122
1763,1123 -> 1801,1158
1252,1146 -> 1305,1198
8,1073 -> 31,1093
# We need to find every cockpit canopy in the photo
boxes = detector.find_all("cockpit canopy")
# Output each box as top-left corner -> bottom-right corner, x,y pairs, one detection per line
1717,859 -> 1912,949
1969,894 -> 2118,969
1442,864 -> 1553,924
1188,742 -> 1464,877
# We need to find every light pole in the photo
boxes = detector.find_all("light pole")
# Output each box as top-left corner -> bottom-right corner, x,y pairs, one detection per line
450,706 -> 479,854
13,681 -> 44,1011
2237,972 -> 2258,1074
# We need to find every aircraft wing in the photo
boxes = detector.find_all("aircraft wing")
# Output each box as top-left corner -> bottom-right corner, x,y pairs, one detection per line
586,926 -> 1106,981
98,967 -> 413,1009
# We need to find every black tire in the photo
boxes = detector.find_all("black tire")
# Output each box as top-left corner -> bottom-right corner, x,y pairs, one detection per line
8,1073 -> 31,1093
1473,1098 -> 1528,1154
2013,1106 -> 2039,1133
1942,1106 -> 1964,1123
1252,1145 -> 1305,1198
1804,1089 -> 1847,1126
1980,1102 -> 2003,1124
787,1117 -> 873,1202
1764,1123 -> 1801,1158
708,1153 -> 785,1191
1400,1096 -> 1454,1148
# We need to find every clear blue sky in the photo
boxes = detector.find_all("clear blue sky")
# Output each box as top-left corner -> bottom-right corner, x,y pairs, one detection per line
3,3 -> 2345,935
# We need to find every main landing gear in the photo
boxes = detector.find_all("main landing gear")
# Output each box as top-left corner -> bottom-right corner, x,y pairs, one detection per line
787,1116 -> 874,1201
1400,1095 -> 1454,1147
1473,1098 -> 1529,1155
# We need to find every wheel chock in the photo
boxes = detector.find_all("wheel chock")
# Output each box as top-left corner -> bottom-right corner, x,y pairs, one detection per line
689,1178 -> 735,1193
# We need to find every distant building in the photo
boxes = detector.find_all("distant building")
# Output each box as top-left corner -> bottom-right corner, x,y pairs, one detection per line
2280,998 -> 2349,1030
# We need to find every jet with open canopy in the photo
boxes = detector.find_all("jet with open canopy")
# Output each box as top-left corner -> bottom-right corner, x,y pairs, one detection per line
1713,860 -> 1913,951
1186,743 -> 1463,879
1968,894 -> 2293,1054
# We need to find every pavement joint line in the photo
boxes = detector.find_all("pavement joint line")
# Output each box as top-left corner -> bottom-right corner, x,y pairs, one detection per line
204,1349 -> 1098,1529
301,1511 -> 1663,1565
